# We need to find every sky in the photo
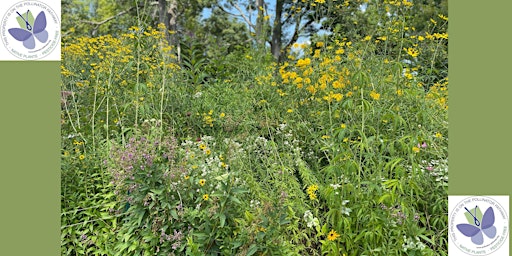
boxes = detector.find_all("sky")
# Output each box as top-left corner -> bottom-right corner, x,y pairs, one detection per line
200,0 -> 317,45
201,1 -> 366,46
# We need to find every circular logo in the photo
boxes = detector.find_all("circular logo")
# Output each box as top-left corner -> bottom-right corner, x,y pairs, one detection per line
1,1 -> 60,60
449,196 -> 509,255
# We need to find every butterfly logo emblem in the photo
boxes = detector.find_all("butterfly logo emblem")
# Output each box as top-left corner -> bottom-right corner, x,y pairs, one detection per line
456,206 -> 497,245
8,10 -> 49,50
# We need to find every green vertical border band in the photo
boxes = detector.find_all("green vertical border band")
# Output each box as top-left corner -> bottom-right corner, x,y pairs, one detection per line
0,61 -> 60,254
449,0 -> 512,251
449,3 -> 512,194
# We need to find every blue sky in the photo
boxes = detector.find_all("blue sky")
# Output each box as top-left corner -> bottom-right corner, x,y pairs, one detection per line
201,1 -> 366,46
200,1 -> 317,45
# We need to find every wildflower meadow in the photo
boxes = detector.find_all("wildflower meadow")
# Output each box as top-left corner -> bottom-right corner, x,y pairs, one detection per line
61,1 -> 448,255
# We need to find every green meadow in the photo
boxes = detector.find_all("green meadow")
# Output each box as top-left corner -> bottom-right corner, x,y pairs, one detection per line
61,1 -> 448,255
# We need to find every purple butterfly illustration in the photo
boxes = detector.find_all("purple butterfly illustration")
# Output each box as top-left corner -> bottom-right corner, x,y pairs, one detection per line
456,206 -> 497,245
8,10 -> 48,50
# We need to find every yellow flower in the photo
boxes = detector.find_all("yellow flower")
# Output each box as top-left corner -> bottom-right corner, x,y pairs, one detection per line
219,112 -> 226,118
205,149 -> 211,155
435,132 -> 443,138
412,146 -> 420,153
79,155 -> 85,160
405,47 -> 419,57
327,230 -> 340,241
185,175 -> 190,180
202,194 -> 209,201
316,42 -> 324,47
287,109 -> 293,113
296,58 -> 311,68
199,179 -> 206,186
199,143 -> 207,150
313,49 -> 321,58
370,91 -> 381,100
335,48 -> 345,55
314,0 -> 325,3
307,184 -> 319,200
341,123 -> 347,129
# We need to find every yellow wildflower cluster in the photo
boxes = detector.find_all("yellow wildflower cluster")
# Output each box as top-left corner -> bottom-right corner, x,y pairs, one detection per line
426,79 -> 448,110
278,42 -> 351,104
386,0 -> 413,7
307,184 -> 319,200
369,91 -> 381,100
296,58 -> 311,68
323,91 -> 344,103
202,110 -> 215,127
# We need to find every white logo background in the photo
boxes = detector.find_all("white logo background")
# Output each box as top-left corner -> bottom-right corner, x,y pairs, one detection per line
449,196 -> 509,255
0,0 -> 60,60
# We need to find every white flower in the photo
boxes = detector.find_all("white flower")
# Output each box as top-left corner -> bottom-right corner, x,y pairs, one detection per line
303,210 -> 320,228
330,184 -> 342,190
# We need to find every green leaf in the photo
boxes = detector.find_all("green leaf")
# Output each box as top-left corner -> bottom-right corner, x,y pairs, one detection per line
244,210 -> 254,222
229,196 -> 241,205
170,210 -> 178,220
220,213 -> 226,227
246,244 -> 259,256
321,223 -> 328,234
378,193 -> 391,204
150,188 -> 164,195
214,173 -> 229,181
279,214 -> 290,225
231,188 -> 249,194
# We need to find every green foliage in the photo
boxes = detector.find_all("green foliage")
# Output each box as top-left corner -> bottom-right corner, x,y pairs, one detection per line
61,1 -> 447,255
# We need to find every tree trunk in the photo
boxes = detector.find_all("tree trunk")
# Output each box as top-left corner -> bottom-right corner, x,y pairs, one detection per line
255,0 -> 265,48
167,0 -> 181,61
158,0 -> 170,42
271,0 -> 284,62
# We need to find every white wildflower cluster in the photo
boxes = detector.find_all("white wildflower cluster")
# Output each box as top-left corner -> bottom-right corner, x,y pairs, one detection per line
329,183 -> 352,216
303,210 -> 320,229
181,136 -> 227,182
192,91 -> 202,98
250,199 -> 260,209
341,200 -> 352,216
401,236 -> 426,252
330,183 -> 342,190
223,138 -> 245,156
245,136 -> 271,156
419,158 -> 448,187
